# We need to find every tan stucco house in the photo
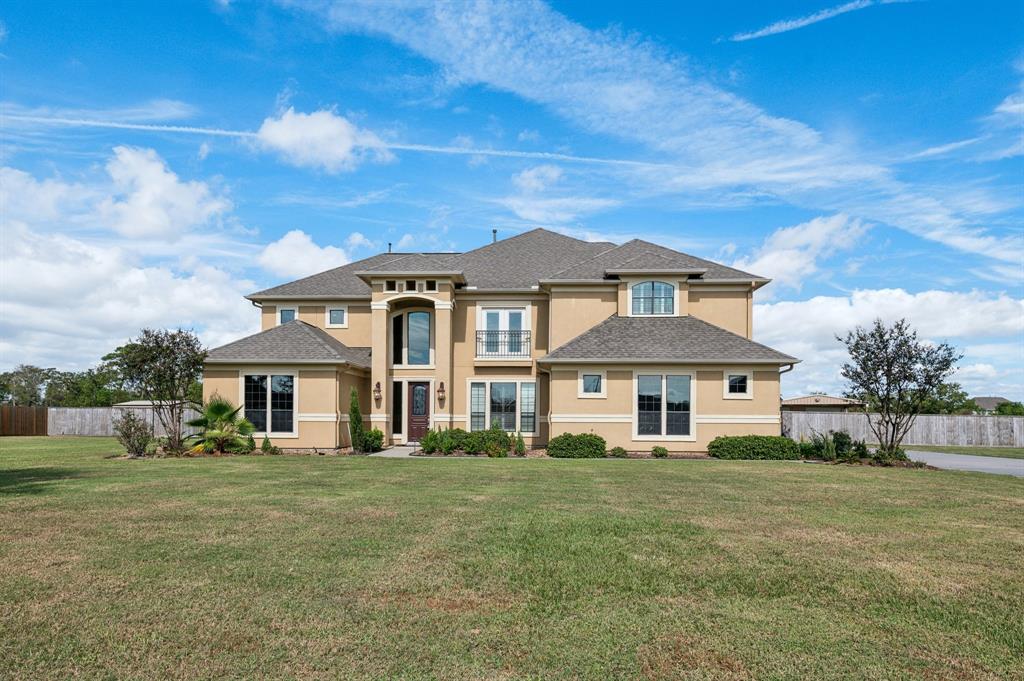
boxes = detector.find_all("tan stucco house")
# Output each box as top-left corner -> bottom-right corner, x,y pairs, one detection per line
203,229 -> 798,452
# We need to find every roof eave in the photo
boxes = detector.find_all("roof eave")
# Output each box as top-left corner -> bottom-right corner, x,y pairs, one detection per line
538,357 -> 800,365
603,268 -> 707,276
245,294 -> 372,302
205,358 -> 369,368
354,270 -> 466,284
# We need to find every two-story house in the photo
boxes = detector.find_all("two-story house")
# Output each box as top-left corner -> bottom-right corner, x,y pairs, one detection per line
203,229 -> 798,452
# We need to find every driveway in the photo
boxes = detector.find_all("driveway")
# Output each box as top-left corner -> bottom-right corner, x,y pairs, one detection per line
906,450 -> 1024,477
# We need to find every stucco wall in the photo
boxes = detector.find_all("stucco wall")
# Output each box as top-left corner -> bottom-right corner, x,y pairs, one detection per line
687,289 -> 751,338
260,302 -> 373,347
548,366 -> 780,452
549,287 -> 617,350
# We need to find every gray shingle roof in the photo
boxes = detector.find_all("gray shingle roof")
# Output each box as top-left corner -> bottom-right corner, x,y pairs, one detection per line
540,315 -> 798,364
247,228 -> 765,298
546,239 -> 764,281
206,320 -> 371,367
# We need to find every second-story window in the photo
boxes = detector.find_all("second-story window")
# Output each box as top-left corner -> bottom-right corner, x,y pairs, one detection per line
631,281 -> 674,315
392,311 -> 432,366
278,306 -> 297,324
477,307 -> 529,358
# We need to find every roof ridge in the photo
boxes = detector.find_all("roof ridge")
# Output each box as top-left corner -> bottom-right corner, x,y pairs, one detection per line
456,227 -> 588,258
546,241 -> 627,279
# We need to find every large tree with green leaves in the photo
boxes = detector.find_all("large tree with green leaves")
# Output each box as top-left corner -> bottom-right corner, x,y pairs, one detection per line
840,319 -> 960,458
44,367 -> 137,407
106,329 -> 206,454
0,365 -> 55,405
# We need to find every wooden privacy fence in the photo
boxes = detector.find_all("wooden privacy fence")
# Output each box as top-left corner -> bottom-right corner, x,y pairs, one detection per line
782,411 -> 1024,447
47,407 -> 201,437
0,405 -> 48,436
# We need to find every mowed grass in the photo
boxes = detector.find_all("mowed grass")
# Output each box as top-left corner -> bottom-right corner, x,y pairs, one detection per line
904,444 -> 1024,460
1,437 -> 1022,680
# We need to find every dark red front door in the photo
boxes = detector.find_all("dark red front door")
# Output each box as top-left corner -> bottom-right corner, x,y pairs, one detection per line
407,382 -> 430,441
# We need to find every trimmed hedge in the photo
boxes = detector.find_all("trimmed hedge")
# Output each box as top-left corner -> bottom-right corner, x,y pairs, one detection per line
547,433 -> 607,459
651,446 -> 668,458
609,446 -> 628,458
707,435 -> 799,460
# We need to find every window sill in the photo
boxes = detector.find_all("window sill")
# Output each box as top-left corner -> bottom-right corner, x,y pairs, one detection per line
632,434 -> 696,442
253,432 -> 299,439
473,358 -> 533,367
578,393 -> 607,399
723,393 -> 753,400
392,364 -> 436,370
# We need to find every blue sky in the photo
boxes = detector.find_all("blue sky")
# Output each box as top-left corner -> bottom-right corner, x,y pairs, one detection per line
1,0 -> 1021,398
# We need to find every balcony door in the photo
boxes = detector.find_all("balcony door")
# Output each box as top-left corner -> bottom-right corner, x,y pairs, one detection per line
481,308 -> 526,357
407,382 -> 430,441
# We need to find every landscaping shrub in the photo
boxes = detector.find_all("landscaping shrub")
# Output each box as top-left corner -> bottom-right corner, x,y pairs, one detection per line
486,440 -> 508,458
707,435 -> 799,460
609,446 -> 628,458
872,445 -> 908,466
362,428 -> 384,453
651,446 -> 668,458
832,431 -> 852,459
113,411 -> 153,457
798,438 -> 818,459
419,429 -> 439,454
852,440 -> 869,459
438,429 -> 458,455
260,435 -> 281,455
483,423 -> 512,455
448,428 -> 469,451
462,431 -> 486,455
514,432 -> 526,456
547,433 -> 607,459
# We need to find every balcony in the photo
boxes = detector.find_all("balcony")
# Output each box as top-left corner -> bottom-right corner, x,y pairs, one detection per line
475,330 -> 532,360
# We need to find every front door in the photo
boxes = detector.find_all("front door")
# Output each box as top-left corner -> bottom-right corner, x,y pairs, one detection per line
407,382 -> 430,441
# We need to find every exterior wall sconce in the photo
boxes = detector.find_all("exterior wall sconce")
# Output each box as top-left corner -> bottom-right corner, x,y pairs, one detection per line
437,382 -> 446,402
373,382 -> 382,401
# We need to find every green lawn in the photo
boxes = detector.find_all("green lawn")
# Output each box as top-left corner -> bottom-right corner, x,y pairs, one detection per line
904,444 -> 1024,460
2,437 -> 1022,680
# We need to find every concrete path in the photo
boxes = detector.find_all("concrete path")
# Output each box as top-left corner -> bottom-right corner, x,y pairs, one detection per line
368,445 -> 418,458
906,450 -> 1024,477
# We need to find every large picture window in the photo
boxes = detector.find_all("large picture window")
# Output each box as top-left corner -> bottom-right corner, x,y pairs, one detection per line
631,281 -> 674,315
634,372 -> 693,439
469,380 -> 537,433
244,373 -> 295,434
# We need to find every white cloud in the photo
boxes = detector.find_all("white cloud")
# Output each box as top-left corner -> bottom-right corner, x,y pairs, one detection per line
517,129 -> 540,142
257,230 -> 348,278
256,107 -> 393,172
513,164 -> 563,193
733,214 -> 869,290
198,141 -> 211,161
500,196 -> 619,224
97,146 -> 231,238
0,223 -> 257,369
345,231 -> 377,250
755,288 -> 1024,398
294,1 -> 1021,266
729,0 -> 884,42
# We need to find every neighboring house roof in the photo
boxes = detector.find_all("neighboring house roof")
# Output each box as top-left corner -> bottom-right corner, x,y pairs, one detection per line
781,395 -> 864,407
205,320 -> 371,367
539,315 -> 798,364
247,228 -> 765,299
113,400 -> 185,407
972,396 -> 1010,411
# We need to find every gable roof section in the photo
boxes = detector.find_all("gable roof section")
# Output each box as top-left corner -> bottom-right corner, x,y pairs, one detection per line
206,320 -> 371,367
247,228 -> 765,298
545,239 -> 764,282
540,315 -> 798,364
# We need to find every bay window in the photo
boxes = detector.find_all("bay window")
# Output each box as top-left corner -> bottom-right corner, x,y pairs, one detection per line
634,372 -> 693,439
244,373 -> 295,434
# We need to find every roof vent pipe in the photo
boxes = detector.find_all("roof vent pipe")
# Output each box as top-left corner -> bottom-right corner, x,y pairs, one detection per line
492,228 -> 497,243
388,242 -> 392,253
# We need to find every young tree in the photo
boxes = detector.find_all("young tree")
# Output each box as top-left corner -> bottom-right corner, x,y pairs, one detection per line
348,387 -> 365,452
840,319 -> 960,458
106,329 -> 206,454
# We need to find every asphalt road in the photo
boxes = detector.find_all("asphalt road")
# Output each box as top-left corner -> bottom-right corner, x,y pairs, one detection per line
906,450 -> 1024,477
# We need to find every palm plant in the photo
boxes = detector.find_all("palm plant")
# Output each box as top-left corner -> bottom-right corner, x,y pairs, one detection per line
187,396 -> 256,454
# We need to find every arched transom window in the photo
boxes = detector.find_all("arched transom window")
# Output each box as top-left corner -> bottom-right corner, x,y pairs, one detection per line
631,281 -> 674,315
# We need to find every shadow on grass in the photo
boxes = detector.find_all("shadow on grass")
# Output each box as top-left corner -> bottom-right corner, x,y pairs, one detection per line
0,467 -> 81,495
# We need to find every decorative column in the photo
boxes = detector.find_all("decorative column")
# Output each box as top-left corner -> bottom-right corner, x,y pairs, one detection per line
433,299 -> 453,430
370,300 -> 391,442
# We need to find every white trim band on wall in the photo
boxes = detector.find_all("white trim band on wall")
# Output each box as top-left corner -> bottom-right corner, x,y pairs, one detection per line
550,414 -> 633,423
696,415 -> 780,424
298,413 -> 338,422
370,414 -> 391,422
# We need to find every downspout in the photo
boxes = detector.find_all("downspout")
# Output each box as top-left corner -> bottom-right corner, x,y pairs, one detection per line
779,363 -> 795,374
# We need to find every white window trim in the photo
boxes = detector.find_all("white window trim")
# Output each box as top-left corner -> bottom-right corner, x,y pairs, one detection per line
625,279 -> 680,318
324,304 -> 349,329
577,369 -> 607,399
465,377 -> 538,434
390,309 -> 435,368
723,369 -> 754,400
476,303 -> 532,331
631,369 -> 696,442
239,368 -> 299,438
277,306 -> 298,326
424,280 -> 438,292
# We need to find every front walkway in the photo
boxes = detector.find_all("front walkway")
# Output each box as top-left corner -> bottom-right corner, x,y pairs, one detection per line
368,445 -> 418,458
906,450 -> 1024,477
